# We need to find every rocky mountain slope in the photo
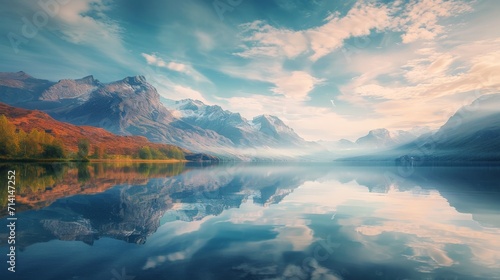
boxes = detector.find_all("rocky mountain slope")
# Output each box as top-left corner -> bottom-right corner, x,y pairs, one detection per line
0,72 -> 323,159
0,102 -> 186,156
163,98 -> 310,148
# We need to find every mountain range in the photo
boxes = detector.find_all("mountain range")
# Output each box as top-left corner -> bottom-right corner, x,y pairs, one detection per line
1,71 -> 498,162
0,102 -> 186,156
340,93 -> 500,162
0,71 -> 318,160
162,98 -> 318,148
318,126 -> 432,154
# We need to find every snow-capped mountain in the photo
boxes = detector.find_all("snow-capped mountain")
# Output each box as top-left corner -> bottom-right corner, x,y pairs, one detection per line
356,128 -> 396,148
340,93 -> 500,162
356,127 -> 432,149
0,72 -> 234,152
0,72 -> 325,159
162,98 -> 311,148
251,114 -> 305,146
320,127 -> 432,153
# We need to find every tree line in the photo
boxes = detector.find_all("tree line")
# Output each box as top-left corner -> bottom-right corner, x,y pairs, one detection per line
0,115 -> 66,159
0,115 -> 184,161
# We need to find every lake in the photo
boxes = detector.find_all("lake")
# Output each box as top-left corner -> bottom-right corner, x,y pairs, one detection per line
1,162 -> 499,280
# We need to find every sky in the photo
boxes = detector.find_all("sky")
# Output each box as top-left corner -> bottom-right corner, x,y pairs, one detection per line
1,0 -> 499,141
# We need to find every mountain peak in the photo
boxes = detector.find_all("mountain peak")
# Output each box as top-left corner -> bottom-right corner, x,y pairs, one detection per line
253,114 -> 278,122
122,75 -> 147,85
77,75 -> 97,84
356,128 -> 394,148
368,128 -> 390,136
6,71 -> 33,79
179,98 -> 206,107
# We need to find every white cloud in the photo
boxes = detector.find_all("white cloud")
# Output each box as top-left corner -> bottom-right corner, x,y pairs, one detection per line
224,0 -> 474,111
139,71 -> 211,104
398,0 -> 473,44
307,3 -> 392,61
271,71 -> 322,99
335,35 -> 500,132
218,60 -> 322,100
52,0 -> 126,63
236,0 -> 472,61
171,85 -> 210,104
142,53 -> 188,73
237,20 -> 309,59
236,2 -> 392,61
141,53 -> 210,83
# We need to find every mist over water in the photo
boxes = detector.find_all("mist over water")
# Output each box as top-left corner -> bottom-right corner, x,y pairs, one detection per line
1,163 -> 499,280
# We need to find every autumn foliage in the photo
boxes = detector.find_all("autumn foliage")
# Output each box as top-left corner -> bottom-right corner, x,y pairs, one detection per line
0,103 -> 185,160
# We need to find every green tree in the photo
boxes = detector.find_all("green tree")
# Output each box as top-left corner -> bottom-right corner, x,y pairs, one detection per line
0,115 -> 19,157
149,147 -> 166,159
139,146 -> 152,159
27,129 -> 43,157
163,146 -> 184,160
17,129 -> 29,157
77,138 -> 90,160
42,139 -> 65,158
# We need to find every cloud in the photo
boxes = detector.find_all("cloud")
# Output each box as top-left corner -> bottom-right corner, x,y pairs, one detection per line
141,53 -> 210,83
142,53 -> 187,73
217,60 -> 322,100
138,71 -> 211,104
235,0 -> 472,61
171,85 -> 211,104
398,0 -> 473,44
236,2 -> 391,61
336,36 -> 500,131
51,0 -> 126,62
222,0 -> 474,112
236,20 -> 309,59
271,71 -> 322,99
307,3 -> 392,61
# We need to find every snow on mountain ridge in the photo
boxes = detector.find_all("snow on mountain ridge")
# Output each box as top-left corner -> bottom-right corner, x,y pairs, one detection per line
162,98 -> 307,147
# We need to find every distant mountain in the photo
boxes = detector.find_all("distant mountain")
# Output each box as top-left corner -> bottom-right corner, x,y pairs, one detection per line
355,128 -> 396,148
251,114 -> 306,146
0,71 -> 54,104
340,93 -> 500,162
398,93 -> 500,161
319,127 -> 431,155
356,127 -> 433,149
163,98 -> 311,148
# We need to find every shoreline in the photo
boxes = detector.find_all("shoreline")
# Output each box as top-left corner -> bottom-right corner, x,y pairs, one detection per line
89,159 -> 188,163
0,158 -> 189,163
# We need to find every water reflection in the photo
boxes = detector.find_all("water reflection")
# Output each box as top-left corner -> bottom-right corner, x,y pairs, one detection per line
0,163 -> 499,280
0,162 -> 186,215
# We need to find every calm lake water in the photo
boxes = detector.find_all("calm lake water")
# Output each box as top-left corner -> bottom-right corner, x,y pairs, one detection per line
1,162 -> 499,280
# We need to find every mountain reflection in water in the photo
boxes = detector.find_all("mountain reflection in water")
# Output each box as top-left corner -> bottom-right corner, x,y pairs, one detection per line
0,163 -> 499,280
